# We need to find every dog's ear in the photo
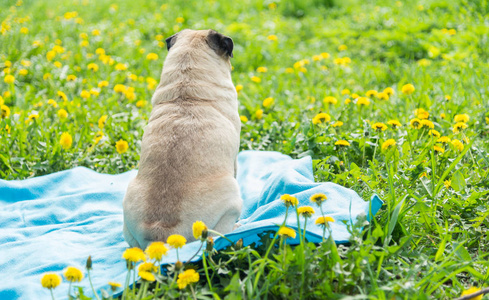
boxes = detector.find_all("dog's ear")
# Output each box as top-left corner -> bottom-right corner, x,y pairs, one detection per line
207,30 -> 234,58
166,33 -> 178,51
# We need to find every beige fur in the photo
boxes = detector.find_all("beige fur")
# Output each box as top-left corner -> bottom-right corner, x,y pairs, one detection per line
123,29 -> 242,249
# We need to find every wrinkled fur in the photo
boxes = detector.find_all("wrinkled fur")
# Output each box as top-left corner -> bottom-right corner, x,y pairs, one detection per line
123,29 -> 242,249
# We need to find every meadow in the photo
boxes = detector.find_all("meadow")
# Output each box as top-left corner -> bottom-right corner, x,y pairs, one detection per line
1,0 -> 489,298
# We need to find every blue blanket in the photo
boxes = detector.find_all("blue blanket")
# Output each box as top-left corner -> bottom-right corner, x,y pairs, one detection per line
0,151 -> 382,299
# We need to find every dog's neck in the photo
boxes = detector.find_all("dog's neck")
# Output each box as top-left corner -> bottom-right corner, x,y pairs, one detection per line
151,47 -> 236,106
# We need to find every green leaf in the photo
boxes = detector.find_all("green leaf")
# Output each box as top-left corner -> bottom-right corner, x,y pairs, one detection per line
451,170 -> 466,192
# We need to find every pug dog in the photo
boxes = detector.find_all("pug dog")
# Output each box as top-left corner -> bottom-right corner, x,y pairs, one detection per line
122,29 -> 242,249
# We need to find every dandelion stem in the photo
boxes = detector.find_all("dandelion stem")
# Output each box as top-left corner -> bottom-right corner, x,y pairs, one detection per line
207,229 -> 234,245
67,281 -> 72,299
122,264 -> 131,300
190,284 -> 197,300
87,269 -> 101,300
202,248 -> 213,291
49,288 -> 55,300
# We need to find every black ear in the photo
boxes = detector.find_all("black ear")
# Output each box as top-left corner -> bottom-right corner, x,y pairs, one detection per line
165,34 -> 177,51
207,30 -> 234,58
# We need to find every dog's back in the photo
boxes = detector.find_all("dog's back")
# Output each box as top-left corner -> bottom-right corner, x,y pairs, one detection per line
123,29 -> 241,249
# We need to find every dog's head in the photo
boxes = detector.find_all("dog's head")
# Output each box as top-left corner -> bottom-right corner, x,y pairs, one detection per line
165,29 -> 234,59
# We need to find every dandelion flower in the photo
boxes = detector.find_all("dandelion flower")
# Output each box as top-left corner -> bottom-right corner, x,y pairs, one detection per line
410,118 -> 422,129
338,44 -> 347,51
192,221 -> 207,240
454,114 -> 469,123
177,269 -> 199,289
315,216 -> 335,226
108,281 -> 122,291
80,90 -> 91,99
88,63 -> 99,71
401,84 -> 415,95
57,91 -> 68,101
41,273 -> 62,289
344,98 -> 351,104
19,69 -> 28,76
332,121 -> 343,127
428,129 -> 440,138
335,140 -> 350,147
310,193 -> 327,205
98,81 -> 109,88
267,34 -> 278,41
122,247 -> 146,263
63,266 -> 84,282
4,74 -> 15,84
437,136 -> 451,144
146,53 -> 158,60
460,287 -> 482,300
257,67 -> 268,73
235,84 -> 243,93
58,109 -> 68,119
433,145 -> 445,154
453,122 -> 468,133
312,112 -> 331,124
138,262 -> 157,273
251,76 -> 261,83
387,120 -> 401,129
115,63 -> 128,71
98,115 -> 108,129
383,87 -> 395,96
440,113 -> 446,119
115,139 -> 129,154
60,132 -> 73,150
382,139 -> 396,151
1,105 -> 10,118
240,115 -> 248,123
415,108 -> 429,120
444,179 -> 451,189
372,122 -> 388,131
321,52 -> 330,59
145,242 -> 168,261
420,119 -> 434,129
277,226 -> 296,239
114,84 -> 126,93
297,206 -> 315,218
255,109 -> 263,120
263,97 -> 274,107
323,96 -> 337,105
139,271 -> 155,282
67,75 -> 77,81
366,90 -> 377,97
376,92 -> 389,100
356,97 -> 370,106
341,89 -> 350,95
280,194 -> 298,207
167,234 -> 186,248
451,139 -> 464,152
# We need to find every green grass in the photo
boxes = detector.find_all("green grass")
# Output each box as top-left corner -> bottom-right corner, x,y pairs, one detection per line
1,0 -> 489,298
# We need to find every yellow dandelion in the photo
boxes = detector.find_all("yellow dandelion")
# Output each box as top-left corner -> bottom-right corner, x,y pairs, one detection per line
235,84 -> 243,93
57,109 -> 68,119
454,114 -> 469,123
1,105 -> 10,118
80,90 -> 90,99
332,121 -> 343,127
115,139 -> 129,154
63,266 -> 83,282
444,179 -> 451,189
410,118 -> 422,129
341,89 -> 350,95
4,74 -> 15,84
285,67 -> 294,73
365,90 -> 378,97
60,132 -> 73,150
277,227 -> 296,239
240,115 -> 248,123
98,115 -> 108,129
255,109 -> 263,120
114,84 -> 126,93
335,140 -> 350,147
167,234 -> 186,248
47,99 -> 58,107
257,67 -> 268,73
383,87 -> 395,96
19,69 -> 28,76
387,120 -> 402,129
87,63 -> 99,71
139,271 -> 155,282
437,136 -> 451,144
376,92 -> 389,100
146,53 -> 159,60
67,75 -> 77,81
57,91 -> 68,101
356,97 -> 370,106
176,17 -> 185,23
372,122 -> 388,131
122,247 -> 146,263
280,194 -> 298,207
321,52 -> 330,59
428,129 -> 440,138
401,84 -> 415,95
115,63 -> 128,71
177,269 -> 199,290
453,122 -> 468,133
344,98 -> 351,104
312,112 -> 331,124
382,139 -> 396,151
323,96 -> 337,105
297,206 -> 315,218
433,145 -> 445,154
310,193 -> 327,205
145,242 -> 168,261
108,281 -> 122,291
315,216 -> 335,226
440,113 -> 446,119
136,100 -> 147,108
138,262 -> 157,274
92,29 -> 101,36
41,273 -> 62,289
192,221 -> 207,240
451,139 -> 464,152
263,97 -> 274,107
460,287 -> 483,300
267,34 -> 278,41
251,76 -> 261,83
